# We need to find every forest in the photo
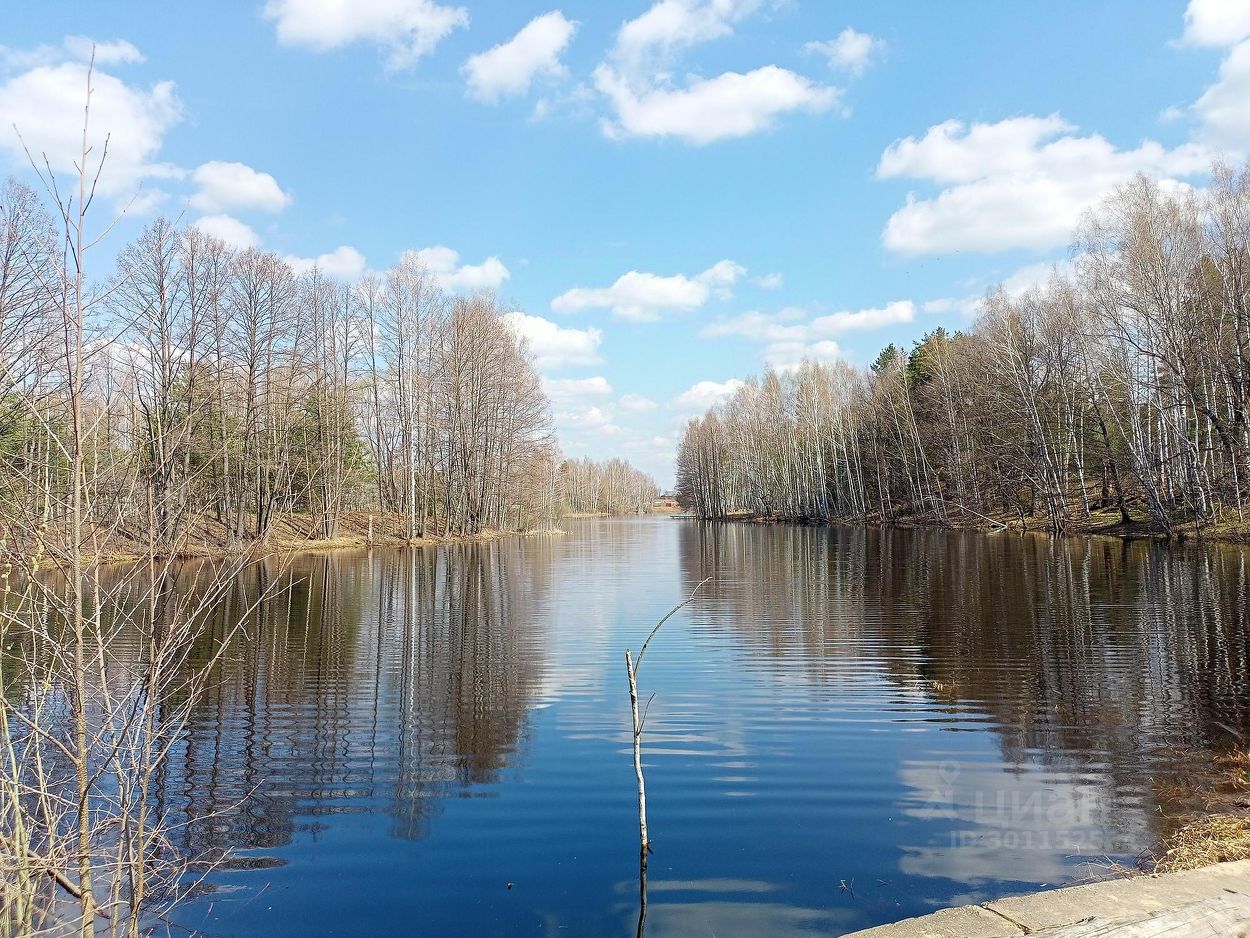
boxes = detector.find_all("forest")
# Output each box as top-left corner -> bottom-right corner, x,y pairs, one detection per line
0,178 -> 657,561
676,164 -> 1250,539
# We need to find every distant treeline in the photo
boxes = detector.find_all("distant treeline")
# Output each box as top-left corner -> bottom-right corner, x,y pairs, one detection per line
0,179 -> 655,556
677,164 -> 1250,537
561,456 -> 659,515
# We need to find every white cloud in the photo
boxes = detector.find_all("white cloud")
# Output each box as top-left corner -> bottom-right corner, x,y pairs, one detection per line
192,214 -> 260,250
698,258 -> 746,292
594,0 -> 837,144
705,300 -> 914,340
812,300 -> 915,333
805,28 -> 881,76
1194,39 -> 1250,150
702,301 -> 912,368
554,405 -> 621,434
0,37 -> 146,70
463,11 -> 577,103
763,339 -> 843,372
921,296 -> 980,318
503,311 -> 603,369
595,64 -> 838,145
923,258 -> 1079,320
191,161 -> 291,213
543,375 -> 614,401
671,378 -> 745,412
65,37 -> 145,66
263,0 -> 468,69
753,272 -> 783,289
702,309 -> 806,343
877,115 -> 1211,254
998,258 -> 1077,295
1182,0 -> 1250,47
610,0 -> 763,73
619,393 -> 657,412
407,245 -> 510,292
545,375 -> 624,438
285,245 -> 367,278
0,56 -> 182,199
551,259 -> 743,321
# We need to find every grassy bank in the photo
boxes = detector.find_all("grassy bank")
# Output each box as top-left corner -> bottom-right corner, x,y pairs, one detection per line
27,510 -> 565,568
35,508 -> 679,567
1153,749 -> 1250,873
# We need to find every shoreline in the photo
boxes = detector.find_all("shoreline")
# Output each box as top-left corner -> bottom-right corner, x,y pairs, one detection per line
34,510 -> 682,567
688,510 -> 1250,547
843,859 -> 1250,936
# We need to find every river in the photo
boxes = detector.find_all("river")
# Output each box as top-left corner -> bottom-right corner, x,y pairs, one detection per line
157,517 -> 1250,936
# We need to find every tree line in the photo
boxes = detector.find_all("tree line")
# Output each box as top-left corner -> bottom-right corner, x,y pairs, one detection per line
560,456 -> 659,515
0,178 -> 659,558
677,164 -> 1250,538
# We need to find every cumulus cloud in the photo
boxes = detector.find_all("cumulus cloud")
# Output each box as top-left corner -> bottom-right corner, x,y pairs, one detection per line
193,214 -> 260,249
503,311 -> 603,369
543,375 -> 614,401
263,0 -> 468,69
593,0 -> 838,144
805,27 -> 882,76
1182,0 -> 1250,47
702,301 -> 913,368
611,0 -> 763,73
463,11 -> 577,103
406,245 -> 510,293
595,64 -> 838,145
753,272 -> 783,289
0,36 -> 145,70
284,245 -> 367,278
619,393 -> 657,412
553,405 -> 621,434
762,339 -> 843,371
551,259 -> 744,321
543,376 -> 624,437
191,161 -> 291,213
0,51 -> 182,199
671,378 -> 746,412
1193,39 -> 1250,151
922,258 -> 1079,320
705,301 -> 914,340
876,115 -> 1211,254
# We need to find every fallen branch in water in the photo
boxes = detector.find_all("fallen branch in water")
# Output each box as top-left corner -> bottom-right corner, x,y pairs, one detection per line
625,576 -> 711,859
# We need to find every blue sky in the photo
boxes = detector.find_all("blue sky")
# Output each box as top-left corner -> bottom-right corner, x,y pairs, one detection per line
3,1 -> 1248,485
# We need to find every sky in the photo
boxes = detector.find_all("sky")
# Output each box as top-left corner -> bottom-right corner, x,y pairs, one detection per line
3,0 -> 1249,487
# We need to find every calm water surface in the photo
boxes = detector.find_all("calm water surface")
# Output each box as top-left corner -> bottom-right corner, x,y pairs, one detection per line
158,518 -> 1250,936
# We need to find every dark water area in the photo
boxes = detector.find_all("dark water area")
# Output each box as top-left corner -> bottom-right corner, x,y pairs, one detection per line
153,518 -> 1250,936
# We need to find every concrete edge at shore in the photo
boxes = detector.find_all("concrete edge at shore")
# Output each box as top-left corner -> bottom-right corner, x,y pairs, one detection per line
842,859 -> 1250,936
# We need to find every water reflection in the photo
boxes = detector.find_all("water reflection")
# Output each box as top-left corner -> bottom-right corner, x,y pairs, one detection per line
114,519 -> 1250,936
150,541 -> 552,870
678,523 -> 1250,897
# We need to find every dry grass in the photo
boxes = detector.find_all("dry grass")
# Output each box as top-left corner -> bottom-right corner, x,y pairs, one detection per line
1154,814 -> 1250,872
1152,749 -> 1250,873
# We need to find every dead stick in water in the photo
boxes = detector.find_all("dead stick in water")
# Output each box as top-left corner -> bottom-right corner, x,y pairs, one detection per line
625,577 -> 711,857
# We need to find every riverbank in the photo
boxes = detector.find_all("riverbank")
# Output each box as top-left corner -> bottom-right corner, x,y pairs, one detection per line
27,509 -> 688,566
25,511 -> 566,567
699,506 -> 1250,546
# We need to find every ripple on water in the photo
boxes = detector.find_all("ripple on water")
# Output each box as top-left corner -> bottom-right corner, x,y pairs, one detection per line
141,519 -> 1250,937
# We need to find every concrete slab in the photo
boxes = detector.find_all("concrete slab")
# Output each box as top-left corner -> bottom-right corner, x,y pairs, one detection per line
1035,894 -> 1250,936
840,860 -> 1250,938
840,904 -> 1022,937
985,859 -> 1250,931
